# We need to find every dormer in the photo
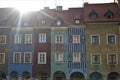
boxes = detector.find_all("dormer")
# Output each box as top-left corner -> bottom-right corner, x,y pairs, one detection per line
89,10 -> 98,19
56,17 -> 62,26
104,9 -> 114,19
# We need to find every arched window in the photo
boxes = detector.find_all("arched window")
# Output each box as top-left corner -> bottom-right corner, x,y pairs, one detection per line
104,9 -> 114,19
89,10 -> 98,19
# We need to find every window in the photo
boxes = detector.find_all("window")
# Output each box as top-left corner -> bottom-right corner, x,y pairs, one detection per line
38,52 -> 46,64
56,20 -> 62,26
54,53 -> 64,63
73,35 -> 80,43
15,34 -> 22,44
91,35 -> 100,45
55,35 -> 63,43
104,9 -> 114,19
41,19 -> 46,24
75,19 -> 80,24
73,52 -> 81,63
89,10 -> 98,19
56,17 -> 62,26
0,53 -> 5,64
107,34 -> 116,44
39,33 -> 46,43
13,52 -> 21,63
91,54 -> 101,64
25,34 -> 32,44
0,35 -> 6,44
107,53 -> 117,64
24,52 -> 32,63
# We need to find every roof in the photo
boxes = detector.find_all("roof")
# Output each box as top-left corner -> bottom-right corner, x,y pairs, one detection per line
84,3 -> 120,23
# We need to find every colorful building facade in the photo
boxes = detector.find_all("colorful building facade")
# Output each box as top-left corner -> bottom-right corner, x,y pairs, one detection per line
84,2 -> 120,80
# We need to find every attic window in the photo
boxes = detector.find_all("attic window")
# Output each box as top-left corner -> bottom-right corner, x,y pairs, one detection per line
75,19 -> 80,24
41,19 -> 46,24
89,10 -> 98,19
56,17 -> 62,26
104,9 -> 114,19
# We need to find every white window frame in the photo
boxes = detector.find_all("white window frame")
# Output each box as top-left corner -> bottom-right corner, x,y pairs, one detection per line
106,34 -> 116,44
73,35 -> 80,44
14,34 -> 22,44
91,34 -> 100,45
25,34 -> 32,44
107,53 -> 118,65
24,52 -> 32,63
73,52 -> 81,63
91,53 -> 101,65
0,53 -> 5,64
38,52 -> 46,64
55,35 -> 63,43
13,52 -> 21,63
0,35 -> 6,44
39,33 -> 46,43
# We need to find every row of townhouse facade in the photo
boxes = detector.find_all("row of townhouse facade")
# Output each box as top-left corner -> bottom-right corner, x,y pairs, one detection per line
0,0 -> 120,80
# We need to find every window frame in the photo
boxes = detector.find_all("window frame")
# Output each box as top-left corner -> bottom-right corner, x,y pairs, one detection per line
73,52 -> 81,63
25,34 -> 32,44
54,52 -> 64,63
14,34 -> 22,44
73,35 -> 80,44
55,35 -> 63,43
39,33 -> 46,43
24,52 -> 32,63
91,34 -> 100,45
106,34 -> 116,44
0,35 -> 6,44
91,53 -> 101,65
107,53 -> 118,65
13,52 -> 21,63
38,52 -> 46,64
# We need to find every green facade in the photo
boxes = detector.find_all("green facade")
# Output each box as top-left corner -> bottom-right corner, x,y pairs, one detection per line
51,27 -> 69,79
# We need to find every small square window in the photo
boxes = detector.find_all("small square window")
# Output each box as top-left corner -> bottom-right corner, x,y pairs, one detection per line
75,19 -> 80,24
107,34 -> 116,44
107,53 -> 117,64
91,35 -> 100,45
91,54 -> 101,64
73,35 -> 80,43
73,52 -> 81,63
0,35 -> 6,44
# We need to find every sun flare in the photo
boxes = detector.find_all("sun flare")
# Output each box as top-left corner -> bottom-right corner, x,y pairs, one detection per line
1,0 -> 43,14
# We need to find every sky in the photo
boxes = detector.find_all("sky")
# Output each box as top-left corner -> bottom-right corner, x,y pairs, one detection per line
0,0 -> 114,10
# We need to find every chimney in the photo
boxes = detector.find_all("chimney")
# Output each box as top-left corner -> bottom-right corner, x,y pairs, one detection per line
44,7 -> 49,10
56,6 -> 62,11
